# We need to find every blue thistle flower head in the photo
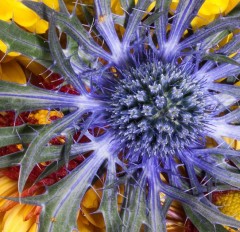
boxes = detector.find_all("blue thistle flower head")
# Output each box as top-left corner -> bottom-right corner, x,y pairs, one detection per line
0,0 -> 240,231
108,61 -> 208,158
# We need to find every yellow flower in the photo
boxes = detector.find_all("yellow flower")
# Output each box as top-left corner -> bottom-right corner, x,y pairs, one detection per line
0,174 -> 106,232
214,190 -> 240,232
214,191 -> 240,221
111,0 -> 239,31
170,0 -> 240,29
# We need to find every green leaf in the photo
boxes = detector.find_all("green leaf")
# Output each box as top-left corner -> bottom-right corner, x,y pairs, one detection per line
162,183 -> 240,229
57,0 -> 70,14
0,152 -> 23,168
148,176 -> 166,231
0,139 -> 97,172
121,171 -> 148,232
0,21 -> 55,70
143,12 -> 164,27
122,0 -> 154,47
19,150 -> 107,232
19,109 -> 84,193
184,205 -> 229,232
99,155 -> 123,231
24,1 -> 112,61
202,30 -> 230,50
204,54 -> 240,66
0,145 -> 63,168
0,81 -> 80,112
180,15 -> 240,49
48,19 -> 87,94
0,125 -> 37,147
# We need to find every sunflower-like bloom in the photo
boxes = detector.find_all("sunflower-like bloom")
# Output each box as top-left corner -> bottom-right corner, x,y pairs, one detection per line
0,0 -> 240,232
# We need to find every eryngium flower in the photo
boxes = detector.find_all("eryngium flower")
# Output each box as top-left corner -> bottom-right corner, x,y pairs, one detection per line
0,0 -> 240,231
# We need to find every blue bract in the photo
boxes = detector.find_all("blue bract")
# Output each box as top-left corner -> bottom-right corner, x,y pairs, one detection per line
0,0 -> 239,231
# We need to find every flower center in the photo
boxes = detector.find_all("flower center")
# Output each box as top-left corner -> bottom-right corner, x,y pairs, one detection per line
109,62 -> 206,157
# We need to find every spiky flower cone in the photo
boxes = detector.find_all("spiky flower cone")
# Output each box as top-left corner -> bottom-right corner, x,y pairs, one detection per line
0,0 -> 240,231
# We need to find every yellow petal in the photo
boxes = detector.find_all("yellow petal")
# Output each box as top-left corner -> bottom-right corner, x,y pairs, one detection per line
191,13 -> 216,29
77,212 -> 96,232
17,56 -> 49,77
235,140 -> 240,150
170,0 -> 178,13
225,0 -> 240,14
42,0 -> 59,10
214,191 -> 240,221
0,0 -> 13,21
0,53 -> 15,63
2,204 -> 36,232
28,223 -> 38,232
82,187 -> 100,209
0,40 -> 8,54
0,177 -> 18,208
25,18 -> 49,34
1,60 -> 26,84
81,207 -> 105,228
199,0 -> 229,16
223,137 -> 235,148
111,0 -> 124,15
219,33 -> 233,47
12,2 -> 38,28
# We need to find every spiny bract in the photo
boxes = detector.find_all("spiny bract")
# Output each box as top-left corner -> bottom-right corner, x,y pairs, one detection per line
0,0 -> 240,231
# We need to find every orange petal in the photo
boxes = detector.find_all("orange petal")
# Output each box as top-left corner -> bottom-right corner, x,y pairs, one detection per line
81,207 -> 105,228
82,187 -> 100,209
25,206 -> 41,221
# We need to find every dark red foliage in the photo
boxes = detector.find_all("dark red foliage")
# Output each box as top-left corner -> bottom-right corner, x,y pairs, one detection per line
0,145 -> 20,156
0,73 -> 84,187
0,111 -> 30,127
